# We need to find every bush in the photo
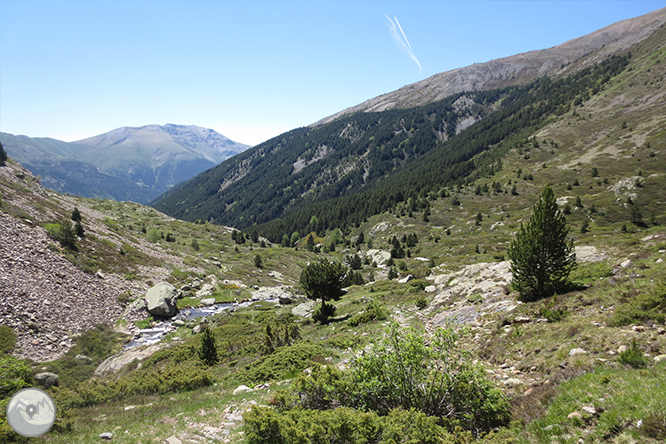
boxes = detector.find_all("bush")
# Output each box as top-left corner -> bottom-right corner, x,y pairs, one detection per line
312,303 -> 337,323
45,220 -> 77,250
54,363 -> 213,409
348,301 -> 389,327
244,405 -> 455,444
0,355 -> 31,398
70,324 -> 124,360
0,325 -> 16,354
618,339 -> 648,369
241,342 -> 327,384
147,228 -> 162,243
290,323 -> 510,435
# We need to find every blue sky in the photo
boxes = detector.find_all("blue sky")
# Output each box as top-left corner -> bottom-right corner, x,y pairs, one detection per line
1,1 -> 663,146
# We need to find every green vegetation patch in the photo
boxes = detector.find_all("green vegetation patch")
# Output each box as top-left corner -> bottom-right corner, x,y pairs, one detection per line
525,362 -> 666,443
241,341 -> 327,384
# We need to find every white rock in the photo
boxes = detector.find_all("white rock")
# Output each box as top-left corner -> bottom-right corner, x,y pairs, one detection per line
233,384 -> 253,395
200,298 -> 216,306
165,436 -> 182,444
424,285 -> 437,293
569,348 -> 588,356
582,405 -> 597,416
196,284 -> 215,298
654,354 -> 666,363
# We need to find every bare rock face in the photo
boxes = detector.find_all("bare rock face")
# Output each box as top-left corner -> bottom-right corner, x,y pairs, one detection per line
95,344 -> 165,376
145,282 -> 178,317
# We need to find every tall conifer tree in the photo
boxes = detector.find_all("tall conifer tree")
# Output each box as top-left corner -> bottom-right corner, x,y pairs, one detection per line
0,140 -> 7,166
508,186 -> 576,301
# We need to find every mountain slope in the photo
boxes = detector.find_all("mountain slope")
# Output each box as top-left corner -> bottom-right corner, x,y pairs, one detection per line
0,124 -> 250,204
152,9 -> 665,241
316,7 -> 666,125
152,89 -> 508,227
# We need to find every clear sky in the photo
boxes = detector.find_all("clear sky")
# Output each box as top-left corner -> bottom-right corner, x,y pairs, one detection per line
1,0 -> 663,146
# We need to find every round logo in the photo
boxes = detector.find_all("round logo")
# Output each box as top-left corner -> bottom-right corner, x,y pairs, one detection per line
6,388 -> 57,437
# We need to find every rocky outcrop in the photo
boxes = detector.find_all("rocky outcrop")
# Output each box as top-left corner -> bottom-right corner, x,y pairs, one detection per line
95,343 -> 165,376
145,282 -> 179,317
34,372 -> 59,389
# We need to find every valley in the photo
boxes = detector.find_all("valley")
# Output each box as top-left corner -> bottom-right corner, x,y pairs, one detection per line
1,6 -> 666,444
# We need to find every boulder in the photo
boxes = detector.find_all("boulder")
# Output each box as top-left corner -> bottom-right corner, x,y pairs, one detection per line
196,284 -> 215,298
397,275 -> 413,284
34,372 -> 59,389
75,354 -> 93,364
145,282 -> 179,317
233,384 -> 253,395
95,344 -> 164,376
165,437 -> 182,444
279,295 -> 295,305
200,298 -> 216,306
569,348 -> 588,356
99,432 -> 113,440
654,354 -> 666,363
292,301 -> 316,317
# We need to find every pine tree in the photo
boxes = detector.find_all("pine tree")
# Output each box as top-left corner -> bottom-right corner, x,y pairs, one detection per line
71,207 -> 82,222
508,186 -> 576,302
300,258 -> 346,324
198,327 -> 219,366
0,140 -> 7,166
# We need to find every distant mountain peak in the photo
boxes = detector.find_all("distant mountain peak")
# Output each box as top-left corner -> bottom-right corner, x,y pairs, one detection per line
1,124 -> 250,203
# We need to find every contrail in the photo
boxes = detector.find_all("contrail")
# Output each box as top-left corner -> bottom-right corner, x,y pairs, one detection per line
394,17 -> 412,52
384,15 -> 422,71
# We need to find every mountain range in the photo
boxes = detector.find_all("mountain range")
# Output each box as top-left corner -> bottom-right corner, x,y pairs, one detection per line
0,124 -> 249,204
152,7 -> 666,240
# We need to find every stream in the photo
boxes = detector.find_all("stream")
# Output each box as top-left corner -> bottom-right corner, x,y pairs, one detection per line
123,298 -> 280,350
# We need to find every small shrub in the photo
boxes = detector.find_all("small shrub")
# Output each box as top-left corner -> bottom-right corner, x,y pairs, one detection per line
241,342 -> 327,384
618,339 -> 648,369
312,303 -> 337,323
0,325 -> 17,354
147,228 -> 162,243
254,254 -> 263,268
45,220 -> 77,250
191,239 -> 200,251
348,301 -> 389,327
0,355 -> 31,398
416,296 -> 428,309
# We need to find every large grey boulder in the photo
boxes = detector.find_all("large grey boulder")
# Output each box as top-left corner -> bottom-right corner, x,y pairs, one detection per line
145,282 -> 179,317
34,372 -> 59,389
